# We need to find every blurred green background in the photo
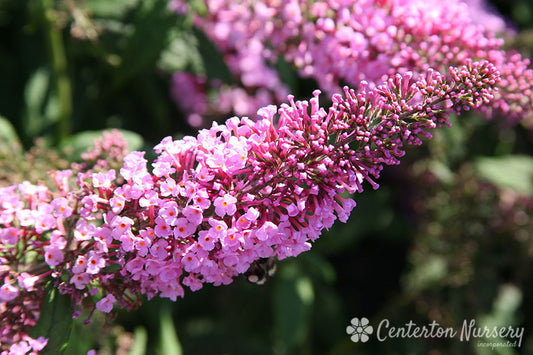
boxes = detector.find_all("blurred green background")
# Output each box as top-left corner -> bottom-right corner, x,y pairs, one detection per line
1,0 -> 533,354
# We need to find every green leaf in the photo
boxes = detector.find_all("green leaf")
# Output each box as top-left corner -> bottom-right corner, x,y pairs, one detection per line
273,263 -> 314,351
128,327 -> 148,355
157,29 -> 204,74
29,285 -> 73,354
0,115 -> 21,154
474,155 -> 533,196
157,306 -> 182,355
403,255 -> 448,293
59,129 -> 143,161
114,0 -> 179,87
83,0 -> 140,19
477,285 -> 523,355
193,27 -> 233,84
23,67 -> 51,138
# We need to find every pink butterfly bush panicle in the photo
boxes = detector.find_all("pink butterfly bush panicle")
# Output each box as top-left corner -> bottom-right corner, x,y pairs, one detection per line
170,0 -> 533,122
0,61 -> 499,351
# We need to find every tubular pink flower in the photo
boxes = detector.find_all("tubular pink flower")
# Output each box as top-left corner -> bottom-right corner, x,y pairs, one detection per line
95,294 -> 116,313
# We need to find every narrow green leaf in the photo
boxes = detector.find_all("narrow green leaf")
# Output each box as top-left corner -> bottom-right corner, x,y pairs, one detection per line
157,307 -> 182,355
273,264 -> 314,350
23,67 -> 51,138
128,327 -> 148,355
0,116 -> 21,154
29,285 -> 73,354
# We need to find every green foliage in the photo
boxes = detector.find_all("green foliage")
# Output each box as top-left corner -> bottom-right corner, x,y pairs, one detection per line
29,285 -> 73,354
474,155 -> 533,196
0,115 -> 20,154
157,306 -> 183,355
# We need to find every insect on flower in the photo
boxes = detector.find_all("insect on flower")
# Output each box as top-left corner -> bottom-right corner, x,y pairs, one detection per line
244,257 -> 277,285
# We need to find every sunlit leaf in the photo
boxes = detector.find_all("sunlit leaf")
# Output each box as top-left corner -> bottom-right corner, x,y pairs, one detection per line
157,307 -> 182,355
0,115 -> 21,154
23,67 -> 51,138
474,155 -> 533,196
83,0 -> 140,19
129,327 -> 148,355
403,255 -> 448,292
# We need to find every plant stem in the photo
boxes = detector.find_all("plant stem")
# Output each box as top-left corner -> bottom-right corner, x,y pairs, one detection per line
41,0 -> 72,145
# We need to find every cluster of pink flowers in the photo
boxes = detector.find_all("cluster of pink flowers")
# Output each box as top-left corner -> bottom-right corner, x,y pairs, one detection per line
0,61 -> 499,352
171,72 -> 287,128
169,0 -> 532,122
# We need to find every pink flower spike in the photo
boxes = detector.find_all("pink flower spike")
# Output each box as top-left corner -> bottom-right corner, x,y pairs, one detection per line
16,209 -> 34,227
139,190 -> 159,208
182,275 -> 203,291
196,167 -> 214,182
119,231 -> 137,252
9,340 -> 31,354
135,235 -> 152,257
0,227 -> 19,245
96,294 -> 116,313
221,228 -> 242,248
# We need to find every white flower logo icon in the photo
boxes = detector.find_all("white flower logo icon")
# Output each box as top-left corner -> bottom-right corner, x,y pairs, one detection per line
346,317 -> 373,343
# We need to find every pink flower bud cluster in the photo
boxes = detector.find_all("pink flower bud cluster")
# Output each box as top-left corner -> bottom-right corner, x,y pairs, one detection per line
0,62 -> 499,351
76,129 -> 131,171
169,0 -> 532,122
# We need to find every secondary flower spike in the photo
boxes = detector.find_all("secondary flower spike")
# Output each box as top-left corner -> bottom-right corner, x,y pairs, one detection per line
0,62 -> 499,351
170,0 -> 532,122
